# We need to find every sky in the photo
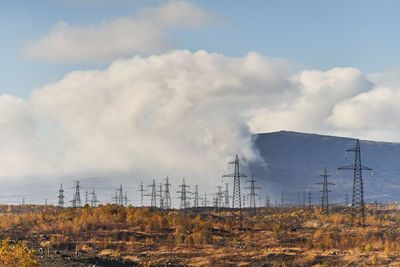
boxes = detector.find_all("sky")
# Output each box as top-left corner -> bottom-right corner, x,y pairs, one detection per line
0,0 -> 400,205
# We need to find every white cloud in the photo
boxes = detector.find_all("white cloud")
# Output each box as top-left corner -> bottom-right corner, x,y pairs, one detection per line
23,1 -> 213,63
247,67 -> 372,134
0,50 -> 291,189
4,49 -> 400,191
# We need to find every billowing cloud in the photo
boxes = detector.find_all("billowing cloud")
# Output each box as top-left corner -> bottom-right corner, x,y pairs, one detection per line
3,49 -> 400,194
23,1 -> 213,63
0,50 -> 291,189
247,67 -> 373,134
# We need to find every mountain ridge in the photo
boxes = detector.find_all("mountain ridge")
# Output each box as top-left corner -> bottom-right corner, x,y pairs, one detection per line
251,130 -> 400,204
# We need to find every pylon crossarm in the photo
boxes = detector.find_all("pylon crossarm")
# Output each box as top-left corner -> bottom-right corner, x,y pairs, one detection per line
338,165 -> 355,170
361,166 -> 373,170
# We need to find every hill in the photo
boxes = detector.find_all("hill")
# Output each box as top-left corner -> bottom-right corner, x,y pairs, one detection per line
252,131 -> 400,204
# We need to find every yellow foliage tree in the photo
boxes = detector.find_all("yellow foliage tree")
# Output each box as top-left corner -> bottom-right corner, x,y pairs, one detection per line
0,238 -> 38,267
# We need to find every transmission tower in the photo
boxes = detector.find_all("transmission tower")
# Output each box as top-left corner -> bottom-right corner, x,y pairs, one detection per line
223,155 -> 247,211
118,184 -> 124,206
138,182 -> 144,207
303,190 -> 306,207
308,192 -> 312,208
146,180 -> 157,208
177,178 -> 191,210
242,193 -> 246,208
90,188 -> 99,207
316,167 -> 334,215
280,192 -> 285,207
194,185 -> 200,208
85,189 -> 88,205
124,192 -> 129,207
214,186 -> 224,209
338,139 -> 372,224
345,192 -> 349,206
265,194 -> 271,208
245,173 -> 261,216
163,177 -> 172,209
224,183 -> 230,208
158,183 -> 164,209
202,193 -> 208,207
58,183 -> 65,207
71,181 -> 81,208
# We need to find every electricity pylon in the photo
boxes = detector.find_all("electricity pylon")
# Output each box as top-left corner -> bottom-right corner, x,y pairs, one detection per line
58,183 -> 65,207
222,154 -> 247,210
316,167 -> 334,215
338,139 -> 372,224
162,177 -> 172,209
193,185 -> 202,208
138,182 -> 144,207
158,183 -> 164,209
90,188 -> 99,207
224,183 -> 230,208
177,178 -> 191,210
146,179 -> 157,208
70,181 -> 81,208
245,173 -> 261,216
202,193 -> 208,207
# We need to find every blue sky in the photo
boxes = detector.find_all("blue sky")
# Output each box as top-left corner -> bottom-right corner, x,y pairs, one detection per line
1,0 -> 400,98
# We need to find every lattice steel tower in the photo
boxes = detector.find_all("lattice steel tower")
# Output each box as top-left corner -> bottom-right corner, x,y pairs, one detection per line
147,179 -> 157,208
194,185 -> 200,208
90,188 -> 99,207
224,183 -> 230,208
316,167 -> 334,215
163,177 -> 172,209
223,154 -> 247,210
177,178 -> 190,210
338,139 -> 372,223
58,183 -> 65,207
71,181 -> 81,208
138,182 -> 144,207
245,173 -> 261,215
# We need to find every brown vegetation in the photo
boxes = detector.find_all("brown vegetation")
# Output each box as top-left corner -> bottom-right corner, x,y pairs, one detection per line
2,204 -> 400,266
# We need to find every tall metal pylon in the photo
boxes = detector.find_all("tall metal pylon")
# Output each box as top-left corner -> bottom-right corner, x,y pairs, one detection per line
71,181 -> 81,208
90,188 -> 99,207
85,189 -> 88,205
163,177 -> 172,209
214,186 -> 224,208
316,167 -> 334,215
202,193 -> 208,207
224,183 -> 230,208
242,193 -> 246,208
58,183 -> 65,207
244,173 -> 261,215
118,184 -> 124,206
124,192 -> 128,207
338,139 -> 372,224
222,154 -> 247,210
308,192 -> 312,208
265,194 -> 270,208
194,185 -> 200,208
138,182 -> 144,207
147,179 -> 157,208
177,178 -> 191,210
158,183 -> 164,209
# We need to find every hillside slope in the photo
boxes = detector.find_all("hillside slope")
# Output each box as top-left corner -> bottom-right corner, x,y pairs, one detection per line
252,131 -> 400,204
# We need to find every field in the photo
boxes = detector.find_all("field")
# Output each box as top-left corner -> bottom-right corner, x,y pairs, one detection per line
1,204 -> 400,266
